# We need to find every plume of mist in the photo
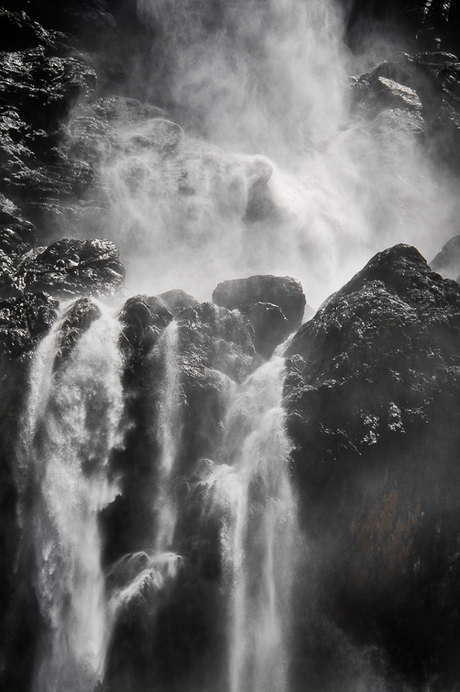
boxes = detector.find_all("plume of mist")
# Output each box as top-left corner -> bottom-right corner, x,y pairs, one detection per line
64,0 -> 460,306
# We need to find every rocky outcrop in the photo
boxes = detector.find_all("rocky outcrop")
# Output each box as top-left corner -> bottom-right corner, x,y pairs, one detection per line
212,275 -> 307,357
20,238 -> 125,297
284,243 -> 460,690
351,51 -> 460,166
0,237 -> 125,301
0,291 -> 58,360
53,297 -> 101,369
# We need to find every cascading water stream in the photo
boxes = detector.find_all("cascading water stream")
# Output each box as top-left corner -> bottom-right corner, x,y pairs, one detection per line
17,302 -> 125,692
109,320 -> 182,611
205,356 -> 298,692
153,319 -> 181,553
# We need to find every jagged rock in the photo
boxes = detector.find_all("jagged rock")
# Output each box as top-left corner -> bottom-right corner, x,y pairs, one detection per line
0,8 -> 63,52
157,289 -> 199,316
0,47 -> 96,131
0,193 -> 36,256
430,234 -> 460,280
66,97 -> 169,166
351,52 -> 460,170
17,237 -> 125,298
118,294 -> 172,364
212,274 -> 306,333
177,301 -> 255,384
285,243 -> 460,688
0,291 -> 58,360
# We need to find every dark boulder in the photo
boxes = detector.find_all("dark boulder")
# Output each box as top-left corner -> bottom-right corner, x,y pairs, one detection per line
18,237 -> 125,298
351,52 -> 460,171
212,274 -> 306,343
177,301 -> 255,384
157,289 -> 199,316
430,234 -> 460,280
0,8 -> 63,53
0,46 -> 96,132
53,297 -> 101,369
284,243 -> 460,689
118,294 -> 172,366
0,291 -> 58,360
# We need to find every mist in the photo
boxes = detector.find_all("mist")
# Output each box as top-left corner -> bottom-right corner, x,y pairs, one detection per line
58,0 -> 460,307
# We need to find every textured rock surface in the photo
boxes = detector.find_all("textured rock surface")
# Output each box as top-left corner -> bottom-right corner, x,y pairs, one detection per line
285,244 -> 460,689
102,300 -> 255,692
0,291 -> 58,360
212,275 -> 307,358
53,297 -> 101,368
20,238 -> 125,297
158,289 -> 199,316
0,237 -> 125,300
351,51 -> 460,172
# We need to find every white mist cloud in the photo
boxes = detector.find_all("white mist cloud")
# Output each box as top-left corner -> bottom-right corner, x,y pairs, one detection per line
64,0 -> 460,307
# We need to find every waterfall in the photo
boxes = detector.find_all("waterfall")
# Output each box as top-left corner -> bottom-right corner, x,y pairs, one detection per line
205,356 -> 298,692
15,300 -> 298,692
18,302 -> 125,692
153,319 -> 181,553
108,320 -> 182,615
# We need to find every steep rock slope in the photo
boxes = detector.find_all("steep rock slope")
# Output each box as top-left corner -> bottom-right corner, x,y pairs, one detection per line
285,244 -> 460,690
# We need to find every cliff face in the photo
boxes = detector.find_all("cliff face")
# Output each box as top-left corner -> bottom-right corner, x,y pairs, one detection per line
285,245 -> 460,690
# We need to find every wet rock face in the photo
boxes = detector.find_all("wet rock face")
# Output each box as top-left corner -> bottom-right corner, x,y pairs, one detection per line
21,238 -> 125,297
1,237 -> 125,300
350,50 -> 460,175
157,289 -> 199,315
102,299 -> 256,692
285,243 -> 460,688
0,45 -> 96,229
245,301 -> 291,359
213,275 -> 306,331
53,297 -> 101,369
212,275 -> 307,357
0,292 -> 58,360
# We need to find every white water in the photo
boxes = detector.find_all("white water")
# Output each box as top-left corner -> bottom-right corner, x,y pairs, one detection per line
18,303 -> 125,692
153,320 -> 182,552
108,320 -> 183,619
17,301 -> 299,692
205,357 -> 298,692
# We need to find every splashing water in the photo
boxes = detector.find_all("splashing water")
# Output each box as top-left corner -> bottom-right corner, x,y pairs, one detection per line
18,303 -> 125,692
205,357 -> 298,692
